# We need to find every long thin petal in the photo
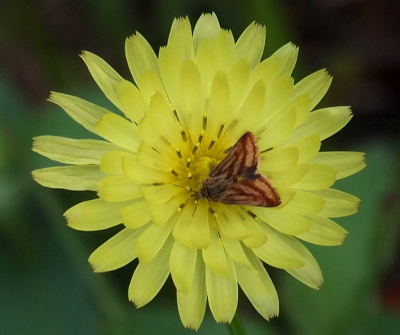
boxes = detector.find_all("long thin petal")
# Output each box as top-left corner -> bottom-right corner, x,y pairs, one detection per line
236,254 -> 279,320
296,215 -> 348,246
136,219 -> 174,263
313,188 -> 360,218
32,165 -> 105,191
235,22 -> 265,69
49,92 -> 109,134
64,199 -> 126,231
125,32 -> 160,86
95,113 -> 141,152
193,13 -> 220,53
177,252 -> 207,330
170,241 -> 197,293
206,256 -> 237,323
97,176 -> 142,202
202,227 -> 230,277
168,16 -> 194,60
128,236 -> 173,307
310,151 -> 366,179
89,226 -> 147,272
32,136 -> 117,165
291,69 -> 332,110
80,51 -> 125,109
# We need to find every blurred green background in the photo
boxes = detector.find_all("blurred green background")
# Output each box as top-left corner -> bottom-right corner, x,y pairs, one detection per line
1,0 -> 400,334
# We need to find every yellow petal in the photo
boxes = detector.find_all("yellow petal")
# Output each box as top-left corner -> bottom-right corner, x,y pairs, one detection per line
49,92 -> 108,134
227,60 -> 251,119
32,165 -> 105,191
168,16 -> 194,60
122,156 -> 172,184
141,185 -> 186,226
313,188 -> 360,218
290,163 -> 337,190
267,163 -> 309,188
32,136 -> 117,165
177,253 -> 207,330
236,254 -> 279,320
212,204 -> 251,240
249,207 -> 313,235
158,46 -> 184,113
227,78 -> 266,141
206,255 -> 237,323
289,106 -> 352,142
180,60 -> 204,140
256,105 -> 297,149
114,79 -> 148,123
233,207 -> 268,248
253,224 -> 305,269
285,245 -> 323,289
120,199 -> 152,229
125,32 -> 160,86
128,236 -> 173,307
281,134 -> 321,163
89,227 -> 146,272
260,146 -> 299,171
248,55 -> 282,94
204,71 -> 230,143
202,227 -> 230,277
95,113 -> 141,152
188,199 -> 211,249
137,69 -> 167,104
97,176 -> 142,202
100,150 -> 135,175
64,199 -> 126,231
146,91 -> 185,152
136,220 -> 174,263
282,190 -> 326,215
296,215 -> 348,246
235,22 -> 265,69
310,151 -> 366,179
193,12 -> 220,53
291,69 -> 332,110
221,237 -> 255,271
273,42 -> 299,76
170,241 -> 198,293
80,51 -> 125,109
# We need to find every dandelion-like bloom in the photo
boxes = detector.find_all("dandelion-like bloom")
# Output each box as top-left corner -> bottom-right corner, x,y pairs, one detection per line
32,13 -> 366,329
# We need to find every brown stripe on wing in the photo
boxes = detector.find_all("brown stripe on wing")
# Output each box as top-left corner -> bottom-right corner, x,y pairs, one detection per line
209,132 -> 259,179
218,174 -> 281,207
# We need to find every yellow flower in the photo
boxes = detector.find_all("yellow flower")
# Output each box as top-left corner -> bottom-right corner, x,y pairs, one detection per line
32,13 -> 366,330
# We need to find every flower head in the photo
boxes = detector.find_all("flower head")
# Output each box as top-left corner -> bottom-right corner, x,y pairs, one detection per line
32,13 -> 366,329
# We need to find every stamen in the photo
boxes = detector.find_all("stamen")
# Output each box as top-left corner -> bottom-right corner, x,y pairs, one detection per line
203,115 -> 207,130
153,182 -> 164,186
177,203 -> 186,212
173,110 -> 180,122
198,132 -> 204,144
209,207 -> 217,217
223,146 -> 232,154
186,158 -> 192,168
260,147 -> 273,154
181,128 -> 187,142
176,149 -> 182,158
208,138 -> 216,150
192,142 -> 200,154
170,169 -> 179,177
187,172 -> 192,180
247,211 -> 257,218
217,124 -> 224,138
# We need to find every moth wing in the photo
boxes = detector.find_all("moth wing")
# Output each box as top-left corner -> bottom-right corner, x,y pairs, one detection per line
218,175 -> 281,207
210,132 -> 259,179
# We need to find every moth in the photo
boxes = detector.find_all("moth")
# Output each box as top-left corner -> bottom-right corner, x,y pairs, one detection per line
197,132 -> 281,207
